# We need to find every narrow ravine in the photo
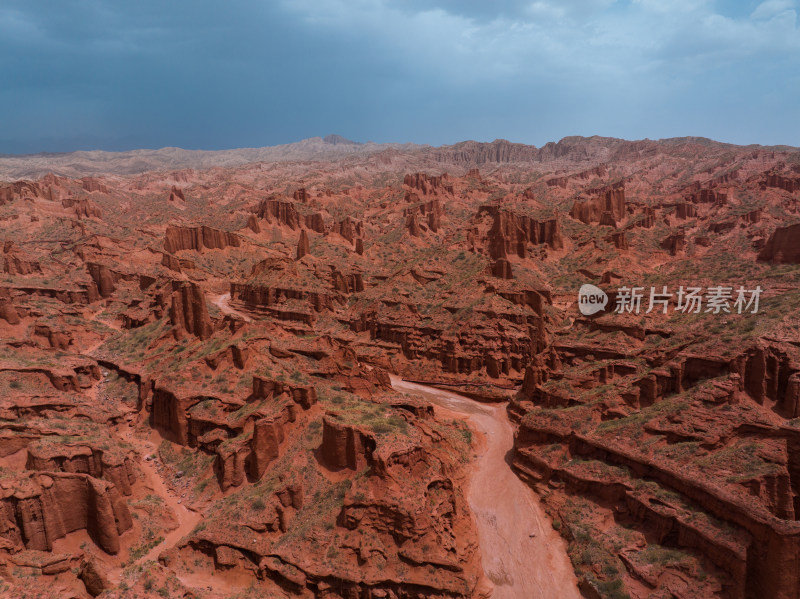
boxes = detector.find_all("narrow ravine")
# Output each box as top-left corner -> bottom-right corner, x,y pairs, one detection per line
121,429 -> 202,566
391,377 -> 581,599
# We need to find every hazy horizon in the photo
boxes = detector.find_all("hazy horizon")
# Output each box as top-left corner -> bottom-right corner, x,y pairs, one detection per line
3,132 -> 800,159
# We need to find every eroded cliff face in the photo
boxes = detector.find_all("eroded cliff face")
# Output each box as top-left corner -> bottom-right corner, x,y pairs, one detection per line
25,439 -> 137,496
404,172 -> 454,195
0,472 -> 132,555
758,223 -> 800,264
763,172 -> 800,194
86,262 -> 116,298
320,414 -> 376,471
1,138 -> 800,598
169,281 -> 213,340
296,229 -> 310,260
511,335 -> 800,598
163,224 -> 241,253
331,216 -> 363,242
255,197 -> 327,232
569,182 -> 626,224
63,197 -> 102,219
179,403 -> 482,599
478,205 -> 564,257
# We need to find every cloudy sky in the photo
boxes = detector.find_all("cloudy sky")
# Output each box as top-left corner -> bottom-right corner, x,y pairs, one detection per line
1,0 -> 798,153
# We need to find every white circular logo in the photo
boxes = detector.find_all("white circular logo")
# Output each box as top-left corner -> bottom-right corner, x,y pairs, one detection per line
578,284 -> 608,316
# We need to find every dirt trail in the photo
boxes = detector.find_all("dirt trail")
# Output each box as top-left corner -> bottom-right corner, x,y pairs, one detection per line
122,430 -> 202,566
212,292 -> 253,322
391,377 -> 580,599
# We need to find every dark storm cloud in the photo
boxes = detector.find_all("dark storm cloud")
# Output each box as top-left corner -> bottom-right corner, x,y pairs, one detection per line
0,0 -> 798,153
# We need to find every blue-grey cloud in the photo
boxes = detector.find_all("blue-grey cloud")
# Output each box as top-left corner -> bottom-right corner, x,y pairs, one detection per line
0,0 -> 797,153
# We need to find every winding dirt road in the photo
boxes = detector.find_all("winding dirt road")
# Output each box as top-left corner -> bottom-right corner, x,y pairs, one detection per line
391,377 -> 580,599
122,430 -> 202,566
212,292 -> 252,322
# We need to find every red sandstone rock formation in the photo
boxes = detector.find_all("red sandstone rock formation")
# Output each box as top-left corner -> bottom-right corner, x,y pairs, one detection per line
546,165 -> 607,188
478,205 -> 563,257
4,137 -> 800,598
0,181 -> 48,205
168,185 -> 185,202
570,183 -> 625,224
81,178 -> 109,194
404,198 -> 442,233
25,440 -> 136,496
320,414 -> 375,470
491,257 -> 514,279
33,324 -> 73,349
204,376 -> 318,490
205,343 -> 248,370
758,223 -> 800,264
331,217 -> 363,242
763,172 -> 800,193
247,214 -> 261,233
163,225 -> 241,253
406,213 -> 422,237
251,376 -> 318,408
742,208 -> 762,224
660,231 -> 686,255
255,198 -> 326,232
230,267 -> 338,315
161,252 -> 182,272
169,281 -> 213,340
62,197 -> 102,219
546,176 -> 568,188
86,263 -> 116,298
296,229 -> 310,260
78,557 -> 112,595
2,255 -> 34,276
305,212 -> 326,233
675,202 -> 698,219
403,172 -> 454,195
3,252 -> 41,275
632,206 -> 656,228
0,472 -> 132,555
598,211 -> 617,227
248,417 -> 284,480
608,231 -> 629,250
0,288 -> 20,324
688,188 -> 727,204
331,268 -> 364,293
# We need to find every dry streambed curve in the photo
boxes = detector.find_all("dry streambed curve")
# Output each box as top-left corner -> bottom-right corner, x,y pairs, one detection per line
391,377 -> 580,599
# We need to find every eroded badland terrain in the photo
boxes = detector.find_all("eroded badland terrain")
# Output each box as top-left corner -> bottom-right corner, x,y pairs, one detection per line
0,136 -> 799,599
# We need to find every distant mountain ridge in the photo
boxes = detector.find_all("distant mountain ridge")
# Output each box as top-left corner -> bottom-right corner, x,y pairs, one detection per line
0,135 -> 796,180
0,136 -> 419,180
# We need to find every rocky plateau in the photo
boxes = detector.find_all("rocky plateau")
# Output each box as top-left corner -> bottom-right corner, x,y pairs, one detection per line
0,135 -> 798,598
